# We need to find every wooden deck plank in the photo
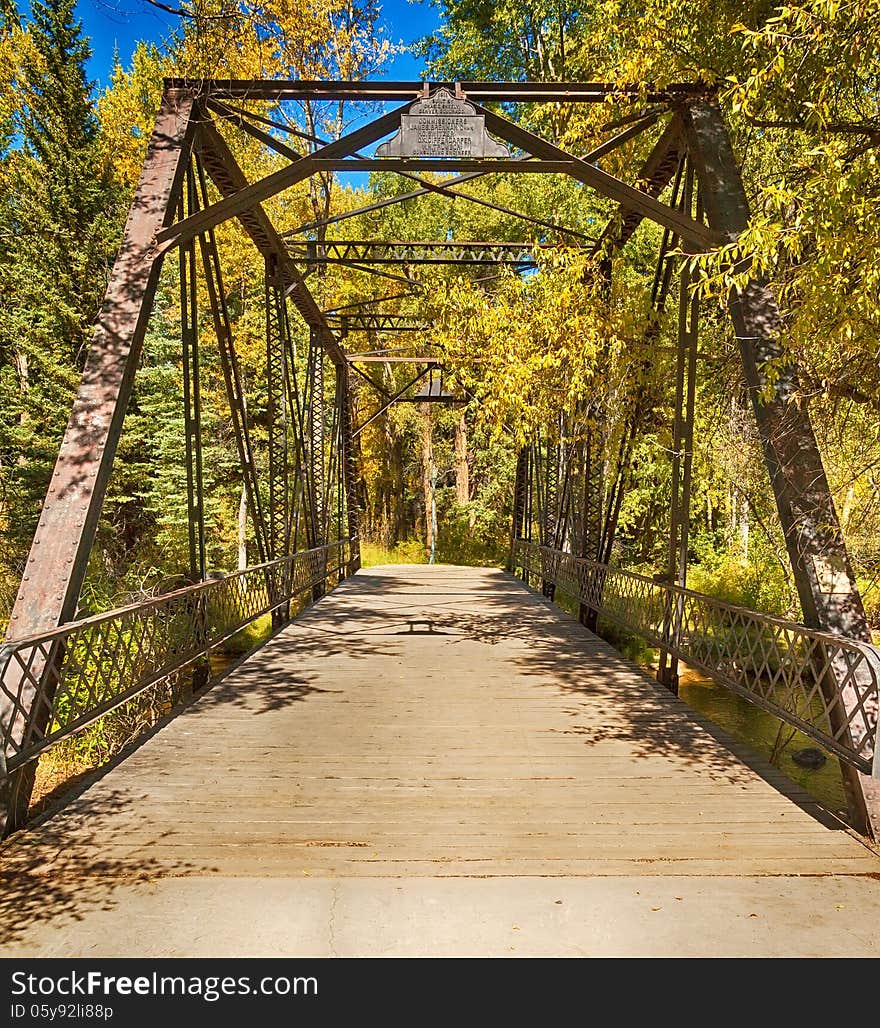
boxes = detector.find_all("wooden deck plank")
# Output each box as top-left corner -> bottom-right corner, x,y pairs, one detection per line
2,563 -> 879,956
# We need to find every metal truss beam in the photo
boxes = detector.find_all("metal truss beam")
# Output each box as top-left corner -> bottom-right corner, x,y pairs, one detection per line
509,449 -> 530,571
330,314 -> 427,334
265,258 -> 290,565
311,158 -> 577,174
4,90 -> 195,639
284,162 -> 593,243
165,78 -> 708,104
473,103 -> 715,251
281,115 -> 661,243
195,155 -> 271,569
288,240 -> 591,266
195,116 -> 347,369
157,103 -> 416,251
338,365 -> 361,572
162,99 -> 715,254
180,166 -> 206,586
593,116 -> 686,255
346,355 -> 442,363
309,329 -> 326,550
0,88 -> 197,834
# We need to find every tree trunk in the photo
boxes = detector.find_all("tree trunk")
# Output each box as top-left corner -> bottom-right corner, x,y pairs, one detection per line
841,484 -> 856,533
13,351 -> 29,467
238,482 -> 248,570
420,404 -> 434,557
382,360 -> 406,543
454,410 -> 470,506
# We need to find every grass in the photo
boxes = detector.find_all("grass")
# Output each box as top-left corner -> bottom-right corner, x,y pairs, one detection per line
360,536 -> 507,569
220,612 -> 274,655
360,539 -> 429,567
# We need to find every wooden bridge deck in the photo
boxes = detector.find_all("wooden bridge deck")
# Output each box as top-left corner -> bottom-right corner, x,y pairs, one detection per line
3,564 -> 880,956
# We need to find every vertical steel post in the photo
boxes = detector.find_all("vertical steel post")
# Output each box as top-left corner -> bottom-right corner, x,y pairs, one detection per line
265,258 -> 290,622
310,328 -> 327,599
180,164 -> 209,691
195,155 -> 270,570
541,436 -> 560,599
509,448 -> 529,572
311,329 -> 326,539
180,166 -> 207,586
658,242 -> 699,694
265,258 -> 290,563
339,361 -> 361,573
523,446 -> 534,583
580,423 -> 605,630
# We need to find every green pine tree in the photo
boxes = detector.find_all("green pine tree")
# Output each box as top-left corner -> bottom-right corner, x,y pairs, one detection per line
0,0 -> 122,580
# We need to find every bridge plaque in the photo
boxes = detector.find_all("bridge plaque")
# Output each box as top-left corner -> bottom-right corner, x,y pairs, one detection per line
376,88 -> 510,159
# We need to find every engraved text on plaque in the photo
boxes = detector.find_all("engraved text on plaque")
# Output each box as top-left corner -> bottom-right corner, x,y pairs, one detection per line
376,88 -> 510,159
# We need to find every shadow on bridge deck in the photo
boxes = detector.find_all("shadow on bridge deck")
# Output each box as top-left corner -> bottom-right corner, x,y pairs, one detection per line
2,564 -> 879,957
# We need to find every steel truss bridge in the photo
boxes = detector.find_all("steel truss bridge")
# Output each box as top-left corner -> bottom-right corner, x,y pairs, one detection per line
1,77 -> 879,922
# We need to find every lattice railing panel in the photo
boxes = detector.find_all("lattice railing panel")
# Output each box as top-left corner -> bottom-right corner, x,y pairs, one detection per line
0,541 -> 348,777
514,541 -> 880,774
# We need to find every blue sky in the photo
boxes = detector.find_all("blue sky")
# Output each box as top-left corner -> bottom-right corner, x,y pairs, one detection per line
46,0 -> 441,90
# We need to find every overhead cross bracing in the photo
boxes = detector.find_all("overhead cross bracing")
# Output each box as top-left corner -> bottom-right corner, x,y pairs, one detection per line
1,76 -> 878,850
288,240 -> 587,266
327,313 -> 428,334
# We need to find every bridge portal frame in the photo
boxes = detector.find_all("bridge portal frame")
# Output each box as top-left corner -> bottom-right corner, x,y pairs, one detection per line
1,78 -> 876,837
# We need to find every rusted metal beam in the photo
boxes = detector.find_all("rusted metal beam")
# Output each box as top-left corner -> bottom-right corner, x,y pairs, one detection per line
0,87 -> 197,835
352,368 -> 431,438
165,78 -> 708,104
168,101 -> 712,253
265,257 -> 291,567
582,112 -> 662,163
158,103 -> 414,251
210,100 -> 303,162
474,103 -> 715,251
195,115 -> 347,369
347,356 -> 443,363
509,449 -> 530,572
331,313 -> 427,334
195,155 -> 271,568
309,328 -> 326,553
339,367 -> 361,573
683,99 -> 879,837
593,116 -> 686,255
310,158 -> 578,173
282,163 -> 593,242
180,165 -> 206,585
281,119 -> 659,242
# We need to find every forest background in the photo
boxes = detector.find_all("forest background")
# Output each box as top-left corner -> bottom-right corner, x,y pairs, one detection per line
1,0 -> 879,634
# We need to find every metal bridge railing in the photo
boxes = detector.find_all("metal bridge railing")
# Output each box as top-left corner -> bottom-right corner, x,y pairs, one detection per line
0,540 -> 350,780
513,540 -> 880,776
